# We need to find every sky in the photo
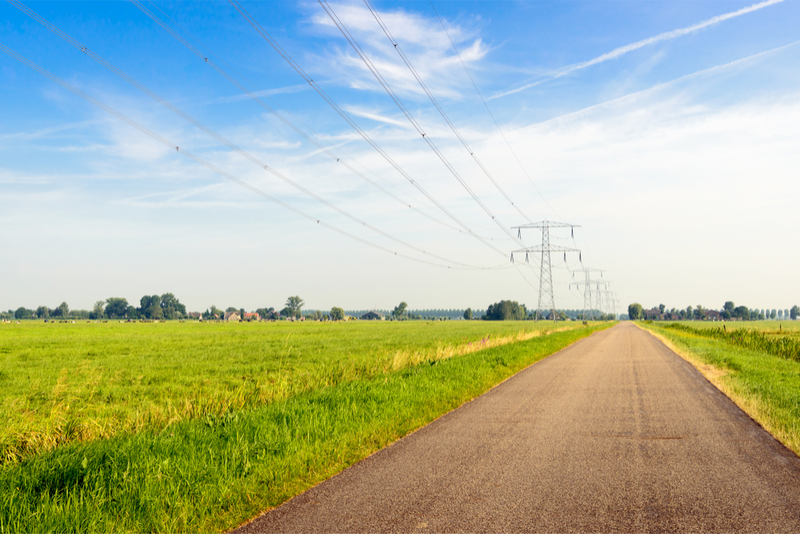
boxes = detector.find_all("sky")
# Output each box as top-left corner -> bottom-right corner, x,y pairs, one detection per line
1,0 -> 799,315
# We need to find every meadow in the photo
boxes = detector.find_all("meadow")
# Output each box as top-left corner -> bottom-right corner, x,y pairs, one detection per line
641,320 -> 800,457
0,319 -> 610,532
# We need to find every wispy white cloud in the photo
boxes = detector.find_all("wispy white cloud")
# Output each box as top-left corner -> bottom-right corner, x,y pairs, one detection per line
124,183 -> 229,208
214,84 -> 309,104
342,105 -> 408,127
0,119 -> 98,140
526,39 -> 800,129
308,2 -> 488,100
490,0 -> 786,100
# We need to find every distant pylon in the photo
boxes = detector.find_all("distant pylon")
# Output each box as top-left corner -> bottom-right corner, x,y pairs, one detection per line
512,220 -> 580,322
570,267 -> 605,320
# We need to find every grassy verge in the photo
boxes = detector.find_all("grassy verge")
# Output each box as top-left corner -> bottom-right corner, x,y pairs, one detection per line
0,323 -> 611,533
0,320 -> 588,464
639,322 -> 800,457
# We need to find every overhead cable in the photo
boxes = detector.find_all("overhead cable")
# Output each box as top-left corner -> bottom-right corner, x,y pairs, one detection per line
428,0 -> 563,222
227,0 -> 509,257
10,0 -> 492,269
0,41 -> 511,272
316,0 -> 525,247
129,0 -> 507,243
361,0 -> 533,225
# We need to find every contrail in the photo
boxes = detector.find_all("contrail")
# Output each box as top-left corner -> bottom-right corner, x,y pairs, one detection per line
490,0 -> 786,100
522,39 -> 800,130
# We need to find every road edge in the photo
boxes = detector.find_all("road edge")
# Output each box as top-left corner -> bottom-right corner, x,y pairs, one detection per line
229,323 -> 615,533
634,322 -> 800,458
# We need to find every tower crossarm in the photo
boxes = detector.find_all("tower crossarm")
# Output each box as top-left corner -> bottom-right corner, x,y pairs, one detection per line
513,245 -> 580,254
512,220 -> 581,230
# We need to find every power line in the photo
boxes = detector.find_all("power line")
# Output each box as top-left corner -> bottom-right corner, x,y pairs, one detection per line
10,0 -> 492,270
0,41 -> 513,273
228,0 -> 509,257
316,0 -> 525,247
129,0 -> 508,244
428,0 -> 563,221
361,0 -> 533,225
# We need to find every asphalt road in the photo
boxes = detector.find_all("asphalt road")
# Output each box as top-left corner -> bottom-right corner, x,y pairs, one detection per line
235,322 -> 800,533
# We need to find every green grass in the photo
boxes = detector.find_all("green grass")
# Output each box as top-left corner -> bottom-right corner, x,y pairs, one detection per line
661,322 -> 800,361
0,322 -> 611,533
0,320 -> 590,464
640,321 -> 800,457
664,319 -> 800,335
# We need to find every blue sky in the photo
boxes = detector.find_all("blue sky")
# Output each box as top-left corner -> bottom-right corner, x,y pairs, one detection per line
1,0 -> 799,314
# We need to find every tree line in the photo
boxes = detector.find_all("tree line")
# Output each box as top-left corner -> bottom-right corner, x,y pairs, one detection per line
4,293 -> 187,321
627,302 -> 800,321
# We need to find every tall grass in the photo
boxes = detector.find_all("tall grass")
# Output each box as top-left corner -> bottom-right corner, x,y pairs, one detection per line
662,322 -> 800,361
0,321 -> 586,464
0,324 -> 611,533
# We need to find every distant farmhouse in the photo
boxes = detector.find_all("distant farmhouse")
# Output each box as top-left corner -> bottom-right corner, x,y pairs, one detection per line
360,311 -> 385,321
187,312 -> 202,319
644,308 -> 662,320
223,311 -> 241,322
243,312 -> 260,321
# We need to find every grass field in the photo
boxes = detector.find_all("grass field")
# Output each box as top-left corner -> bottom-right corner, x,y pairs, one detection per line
662,319 -> 800,335
0,320 -> 584,464
640,320 -> 800,457
0,320 -> 611,532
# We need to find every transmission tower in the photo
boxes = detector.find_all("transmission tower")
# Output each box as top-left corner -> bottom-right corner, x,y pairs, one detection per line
512,220 -> 580,322
595,287 -> 615,318
570,268 -> 605,320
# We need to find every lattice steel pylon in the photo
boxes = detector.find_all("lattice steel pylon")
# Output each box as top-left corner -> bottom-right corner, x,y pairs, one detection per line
570,268 -> 605,320
512,220 -> 580,322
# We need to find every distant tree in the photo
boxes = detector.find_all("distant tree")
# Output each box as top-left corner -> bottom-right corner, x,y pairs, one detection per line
91,301 -> 105,320
239,308 -> 245,320
628,303 -> 643,321
784,309 -> 790,319
734,306 -> 749,320
790,305 -> 799,320
686,306 -> 693,319
286,296 -> 304,317
126,306 -> 140,319
463,308 -> 473,320
280,307 -> 291,318
658,304 -> 666,315
51,302 -> 69,318
392,301 -> 408,320
14,307 -> 33,320
723,301 -> 735,313
693,305 -> 705,321
485,300 -> 525,321
105,298 -> 128,318
35,306 -> 50,319
330,307 -> 345,321
226,306 -> 237,313
721,310 -> 732,320
159,293 -> 185,320
137,295 -> 162,319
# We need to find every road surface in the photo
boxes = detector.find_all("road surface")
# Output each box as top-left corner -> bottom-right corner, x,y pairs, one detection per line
235,322 -> 800,533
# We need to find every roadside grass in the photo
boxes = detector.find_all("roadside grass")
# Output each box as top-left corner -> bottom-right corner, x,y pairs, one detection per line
0,323 -> 612,533
640,322 -> 800,457
0,320 -> 589,464
668,320 -> 800,335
